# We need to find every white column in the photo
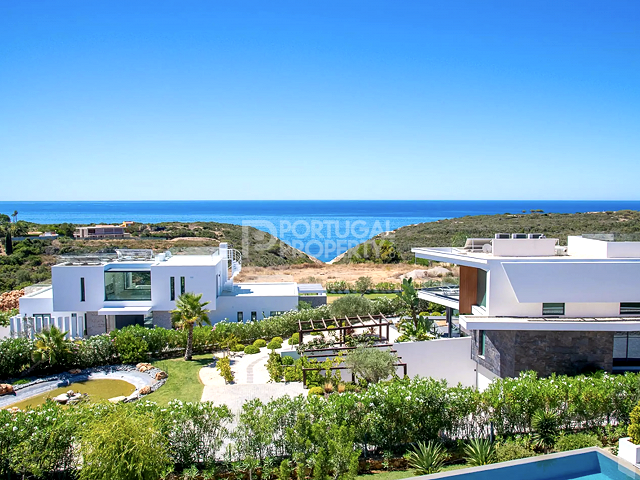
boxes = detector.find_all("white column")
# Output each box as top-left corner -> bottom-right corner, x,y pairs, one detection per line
80,314 -> 86,337
57,316 -> 64,331
70,314 -> 77,338
64,317 -> 70,338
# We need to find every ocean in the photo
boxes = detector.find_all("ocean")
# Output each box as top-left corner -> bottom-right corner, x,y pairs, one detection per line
1,200 -> 639,262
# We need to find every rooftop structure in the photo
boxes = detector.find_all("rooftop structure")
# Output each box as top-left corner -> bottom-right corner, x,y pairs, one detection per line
73,225 -> 131,240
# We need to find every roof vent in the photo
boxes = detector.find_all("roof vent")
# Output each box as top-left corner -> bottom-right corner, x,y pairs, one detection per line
511,233 -> 528,239
528,233 -> 545,239
495,233 -> 510,239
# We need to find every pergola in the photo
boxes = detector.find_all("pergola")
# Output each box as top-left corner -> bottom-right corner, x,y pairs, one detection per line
296,313 -> 407,385
297,313 -> 393,346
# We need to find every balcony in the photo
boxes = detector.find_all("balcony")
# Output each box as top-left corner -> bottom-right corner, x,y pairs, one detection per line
418,285 -> 460,310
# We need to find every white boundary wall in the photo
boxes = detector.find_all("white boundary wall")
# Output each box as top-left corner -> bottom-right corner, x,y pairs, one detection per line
392,337 -> 477,388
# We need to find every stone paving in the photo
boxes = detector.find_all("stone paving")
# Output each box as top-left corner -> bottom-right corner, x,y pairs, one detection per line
200,346 -> 304,412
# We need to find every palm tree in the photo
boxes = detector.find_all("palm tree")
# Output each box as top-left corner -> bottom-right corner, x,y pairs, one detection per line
31,325 -> 71,371
171,292 -> 211,360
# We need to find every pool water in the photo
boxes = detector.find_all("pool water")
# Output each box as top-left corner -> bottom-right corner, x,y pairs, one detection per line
424,449 -> 640,480
6,379 -> 135,410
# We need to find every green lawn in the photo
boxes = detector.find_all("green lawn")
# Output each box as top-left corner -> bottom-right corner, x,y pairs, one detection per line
145,353 -> 213,405
356,465 -> 468,480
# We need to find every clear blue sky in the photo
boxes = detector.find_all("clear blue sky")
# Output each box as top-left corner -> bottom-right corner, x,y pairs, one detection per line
1,1 -> 638,201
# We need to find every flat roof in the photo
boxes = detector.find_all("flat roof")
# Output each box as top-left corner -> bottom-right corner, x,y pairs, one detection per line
159,255 -> 223,267
461,315 -> 640,332
221,282 -> 299,297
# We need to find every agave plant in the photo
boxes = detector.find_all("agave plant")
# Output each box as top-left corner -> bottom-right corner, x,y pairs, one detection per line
405,440 -> 447,475
463,438 -> 495,466
531,409 -> 560,452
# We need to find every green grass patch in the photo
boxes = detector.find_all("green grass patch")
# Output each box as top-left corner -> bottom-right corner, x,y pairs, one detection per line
145,353 -> 212,405
356,464 -> 468,480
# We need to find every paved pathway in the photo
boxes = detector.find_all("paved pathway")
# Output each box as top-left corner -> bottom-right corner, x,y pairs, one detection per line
200,346 -> 304,411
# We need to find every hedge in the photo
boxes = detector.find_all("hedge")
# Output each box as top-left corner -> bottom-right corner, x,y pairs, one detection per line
1,371 -> 639,479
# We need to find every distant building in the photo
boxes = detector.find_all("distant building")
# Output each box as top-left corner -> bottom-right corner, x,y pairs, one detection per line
74,225 -> 131,239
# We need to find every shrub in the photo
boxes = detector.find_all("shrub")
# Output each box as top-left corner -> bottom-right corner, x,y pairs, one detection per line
531,409 -> 560,452
244,345 -> 260,354
288,333 -> 300,345
405,441 -> 446,475
267,339 -> 282,350
253,339 -> 267,348
282,355 -> 295,366
271,336 -> 284,344
113,330 -> 149,364
74,335 -> 117,368
0,337 -> 35,379
629,401 -> 640,444
308,386 -> 324,396
494,443 -> 535,462
267,352 -> 283,382
78,405 -> 171,480
344,346 -> 397,384
279,459 -> 291,480
555,433 -> 602,452
330,295 -> 374,318
216,357 -> 234,383
231,344 -> 245,352
464,438 -> 495,466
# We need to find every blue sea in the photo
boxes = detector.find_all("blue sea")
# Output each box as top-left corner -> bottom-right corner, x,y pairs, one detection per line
1,200 -> 639,262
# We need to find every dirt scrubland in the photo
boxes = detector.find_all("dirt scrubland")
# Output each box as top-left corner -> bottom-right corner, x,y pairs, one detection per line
235,262 -> 457,285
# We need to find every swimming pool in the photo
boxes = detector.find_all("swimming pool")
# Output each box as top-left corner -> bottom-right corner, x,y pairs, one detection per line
420,448 -> 640,480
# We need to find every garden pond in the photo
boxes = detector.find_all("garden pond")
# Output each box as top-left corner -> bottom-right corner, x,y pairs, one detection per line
4,379 -> 135,410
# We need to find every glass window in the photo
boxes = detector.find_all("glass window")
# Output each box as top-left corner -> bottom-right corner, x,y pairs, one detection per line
104,271 -> 151,301
251,311 -> 257,321
621,303 -> 640,315
479,330 -> 486,356
237,312 -> 243,322
170,277 -> 175,301
542,303 -> 565,315
180,276 -> 185,296
80,277 -> 85,302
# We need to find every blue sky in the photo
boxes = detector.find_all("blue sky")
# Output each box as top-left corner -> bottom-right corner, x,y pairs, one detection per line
1,1 -> 639,201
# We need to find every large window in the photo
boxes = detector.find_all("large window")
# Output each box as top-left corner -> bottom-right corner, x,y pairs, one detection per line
104,270 -> 151,301
542,303 -> 565,315
170,277 -> 175,301
621,303 -> 640,315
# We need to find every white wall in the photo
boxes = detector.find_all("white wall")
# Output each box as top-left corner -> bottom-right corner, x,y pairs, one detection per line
392,337 -> 476,388
484,259 -> 640,317
151,264 -> 220,311
492,238 -> 557,257
52,264 -> 105,312
20,291 -> 54,317
0,325 -> 10,339
567,236 -> 609,258
476,364 -> 498,391
214,294 -> 299,323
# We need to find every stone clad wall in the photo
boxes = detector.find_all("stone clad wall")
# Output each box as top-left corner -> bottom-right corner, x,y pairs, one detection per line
85,311 -> 105,336
513,330 -> 614,376
152,311 -> 172,329
471,329 -> 614,378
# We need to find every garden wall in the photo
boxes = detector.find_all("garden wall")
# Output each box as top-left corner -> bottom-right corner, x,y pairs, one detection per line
393,337 -> 476,387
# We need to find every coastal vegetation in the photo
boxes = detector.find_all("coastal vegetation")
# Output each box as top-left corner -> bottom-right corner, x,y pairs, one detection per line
0,372 -> 632,479
337,209 -> 640,263
0,217 -> 315,294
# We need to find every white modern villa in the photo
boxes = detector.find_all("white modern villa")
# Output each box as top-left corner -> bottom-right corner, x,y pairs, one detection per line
10,244 -> 300,337
413,234 -> 640,388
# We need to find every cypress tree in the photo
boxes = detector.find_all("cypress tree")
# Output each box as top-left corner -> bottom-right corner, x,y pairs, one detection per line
5,230 -> 12,255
